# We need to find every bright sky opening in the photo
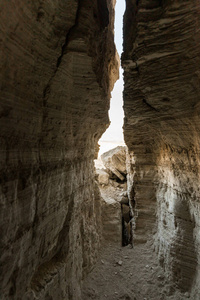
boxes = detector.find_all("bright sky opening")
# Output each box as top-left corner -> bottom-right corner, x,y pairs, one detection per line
97,0 -> 126,157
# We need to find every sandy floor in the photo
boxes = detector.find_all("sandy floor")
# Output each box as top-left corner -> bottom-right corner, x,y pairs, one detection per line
82,183 -> 190,300
82,240 -> 191,300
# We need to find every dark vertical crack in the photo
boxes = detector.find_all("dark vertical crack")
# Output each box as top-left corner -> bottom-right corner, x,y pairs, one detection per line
39,0 -> 81,164
56,0 -> 81,69
143,98 -> 159,112
43,0 -> 81,101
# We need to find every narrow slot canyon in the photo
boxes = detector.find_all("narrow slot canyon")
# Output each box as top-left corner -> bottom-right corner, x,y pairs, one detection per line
1,1 -> 200,300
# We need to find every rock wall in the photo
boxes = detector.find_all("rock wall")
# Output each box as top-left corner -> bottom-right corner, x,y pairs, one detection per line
123,0 -> 200,296
0,1 -> 118,299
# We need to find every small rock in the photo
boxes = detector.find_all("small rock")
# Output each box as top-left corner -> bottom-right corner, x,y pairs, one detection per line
124,256 -> 128,259
117,260 -> 123,266
184,292 -> 189,298
147,280 -> 152,284
111,180 -> 120,188
115,292 -> 118,294
101,260 -> 105,264
114,272 -> 118,275
145,265 -> 149,268
130,273 -> 133,276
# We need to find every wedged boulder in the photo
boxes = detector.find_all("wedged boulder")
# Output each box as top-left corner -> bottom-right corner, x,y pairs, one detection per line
120,191 -> 129,205
101,196 -> 122,244
101,146 -> 127,181
96,169 -> 110,185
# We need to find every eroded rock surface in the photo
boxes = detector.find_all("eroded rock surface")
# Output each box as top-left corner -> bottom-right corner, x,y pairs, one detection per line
123,0 -> 200,297
0,1 -> 118,299
96,169 -> 110,186
101,146 -> 127,181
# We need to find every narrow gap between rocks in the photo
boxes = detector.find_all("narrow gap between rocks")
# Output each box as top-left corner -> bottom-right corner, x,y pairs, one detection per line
83,2 -> 188,299
94,0 -> 131,248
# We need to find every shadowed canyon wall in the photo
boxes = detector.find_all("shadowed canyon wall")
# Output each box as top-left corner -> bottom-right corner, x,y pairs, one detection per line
2,0 -> 200,299
123,0 -> 200,297
0,1 -> 118,299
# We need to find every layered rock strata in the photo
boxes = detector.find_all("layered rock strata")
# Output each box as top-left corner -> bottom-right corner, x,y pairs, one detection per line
123,0 -> 200,296
0,1 -> 118,299
96,147 -> 129,246
101,146 -> 127,181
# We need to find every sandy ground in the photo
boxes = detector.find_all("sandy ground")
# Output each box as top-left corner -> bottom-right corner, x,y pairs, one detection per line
82,183 -> 191,300
82,240 -> 191,300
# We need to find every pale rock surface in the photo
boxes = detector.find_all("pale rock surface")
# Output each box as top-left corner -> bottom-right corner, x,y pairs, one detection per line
96,169 -> 110,185
101,195 -> 122,245
99,184 -> 125,246
123,0 -> 200,297
101,146 -> 127,181
0,1 -> 118,299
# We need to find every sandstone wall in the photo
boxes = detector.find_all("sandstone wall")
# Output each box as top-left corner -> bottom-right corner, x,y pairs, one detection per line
0,1 -> 118,299
123,0 -> 200,296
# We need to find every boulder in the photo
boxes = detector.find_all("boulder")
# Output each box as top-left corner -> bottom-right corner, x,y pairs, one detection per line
120,195 -> 129,205
96,169 -> 110,185
101,146 -> 127,181
121,204 -> 130,223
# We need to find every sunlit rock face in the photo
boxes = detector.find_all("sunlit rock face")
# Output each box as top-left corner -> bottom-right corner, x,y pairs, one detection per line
123,0 -> 200,295
0,1 -> 118,299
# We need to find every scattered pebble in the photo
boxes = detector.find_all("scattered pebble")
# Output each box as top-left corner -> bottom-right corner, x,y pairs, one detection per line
101,260 -> 105,264
114,272 -> 118,275
117,260 -> 123,266
145,265 -> 149,268
115,292 -> 118,294
184,292 -> 189,298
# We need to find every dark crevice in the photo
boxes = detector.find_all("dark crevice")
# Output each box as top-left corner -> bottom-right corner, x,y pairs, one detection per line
39,1 -> 81,164
97,0 -> 109,29
43,0 -> 81,101
135,62 -> 140,74
143,98 -> 159,112
122,202 -> 132,246
56,0 -> 81,69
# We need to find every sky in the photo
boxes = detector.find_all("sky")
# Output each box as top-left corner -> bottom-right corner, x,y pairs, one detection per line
98,0 -> 126,156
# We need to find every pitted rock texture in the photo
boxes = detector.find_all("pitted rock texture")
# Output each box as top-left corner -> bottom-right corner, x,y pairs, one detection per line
123,0 -> 200,297
0,1 -> 118,299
